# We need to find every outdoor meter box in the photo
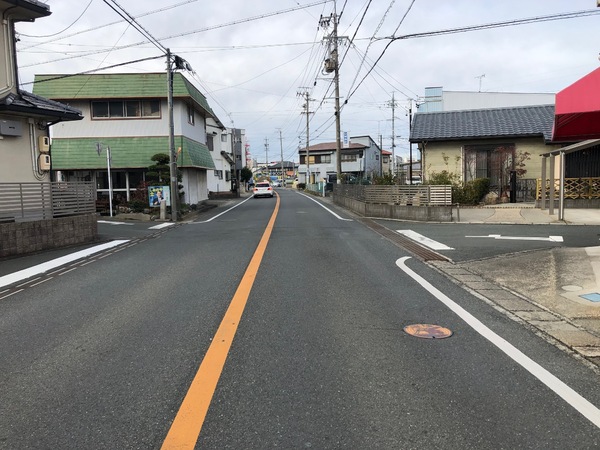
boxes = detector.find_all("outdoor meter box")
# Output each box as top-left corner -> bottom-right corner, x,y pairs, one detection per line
38,136 -> 50,153
39,154 -> 51,170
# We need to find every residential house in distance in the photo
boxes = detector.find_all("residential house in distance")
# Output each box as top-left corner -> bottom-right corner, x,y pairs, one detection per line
32,72 -> 224,205
417,86 -> 555,113
206,118 -> 247,195
298,135 -> 382,183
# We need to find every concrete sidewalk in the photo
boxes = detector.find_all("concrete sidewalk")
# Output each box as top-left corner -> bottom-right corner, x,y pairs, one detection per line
455,203 -> 600,225
431,203 -> 600,369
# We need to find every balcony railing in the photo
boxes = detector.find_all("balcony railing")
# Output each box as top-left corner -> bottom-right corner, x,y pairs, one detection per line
0,182 -> 96,222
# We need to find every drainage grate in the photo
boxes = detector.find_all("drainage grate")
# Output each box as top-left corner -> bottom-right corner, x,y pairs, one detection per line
358,218 -> 450,261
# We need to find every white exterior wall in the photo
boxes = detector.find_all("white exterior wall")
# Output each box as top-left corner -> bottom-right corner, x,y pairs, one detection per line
442,91 -> 555,112
49,100 -> 171,139
181,168 -> 208,204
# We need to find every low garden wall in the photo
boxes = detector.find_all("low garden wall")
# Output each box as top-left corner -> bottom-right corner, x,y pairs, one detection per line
0,214 -> 98,258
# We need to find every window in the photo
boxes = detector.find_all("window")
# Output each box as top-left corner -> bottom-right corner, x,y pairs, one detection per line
142,100 -> 160,117
341,154 -> 357,162
91,99 -> 161,119
214,170 -> 223,179
125,101 -> 140,117
187,104 -> 195,125
221,134 -> 228,143
464,144 -> 515,192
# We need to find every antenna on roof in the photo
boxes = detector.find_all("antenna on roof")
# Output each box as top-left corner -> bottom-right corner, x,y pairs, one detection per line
476,74 -> 485,92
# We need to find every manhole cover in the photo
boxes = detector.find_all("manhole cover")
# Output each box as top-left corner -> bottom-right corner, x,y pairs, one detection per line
404,324 -> 453,339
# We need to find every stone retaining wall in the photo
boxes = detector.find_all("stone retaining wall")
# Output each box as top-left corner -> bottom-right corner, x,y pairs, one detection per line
0,214 -> 98,258
333,193 -> 453,221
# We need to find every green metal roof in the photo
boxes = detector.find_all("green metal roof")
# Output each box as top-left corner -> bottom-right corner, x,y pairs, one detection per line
32,72 -> 218,120
50,136 -> 215,170
177,137 -> 215,169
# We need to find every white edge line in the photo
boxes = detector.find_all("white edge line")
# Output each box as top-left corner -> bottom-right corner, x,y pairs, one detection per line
0,240 -> 129,290
395,256 -> 600,429
297,192 -> 353,221
192,196 -> 254,223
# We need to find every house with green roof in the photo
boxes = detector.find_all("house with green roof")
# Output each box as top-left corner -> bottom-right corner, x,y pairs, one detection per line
32,72 -> 226,205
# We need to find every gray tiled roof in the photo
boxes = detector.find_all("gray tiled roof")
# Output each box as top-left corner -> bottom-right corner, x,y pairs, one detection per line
0,90 -> 83,121
409,104 -> 555,143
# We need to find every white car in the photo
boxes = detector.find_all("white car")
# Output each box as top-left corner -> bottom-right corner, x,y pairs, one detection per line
253,181 -> 274,198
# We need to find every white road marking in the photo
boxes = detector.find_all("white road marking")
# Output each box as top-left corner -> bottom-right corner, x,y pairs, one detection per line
98,220 -> 134,226
466,234 -> 564,242
148,222 -> 175,230
396,256 -> 600,429
397,230 -> 454,250
192,196 -> 254,223
297,192 -> 353,221
0,240 -> 129,289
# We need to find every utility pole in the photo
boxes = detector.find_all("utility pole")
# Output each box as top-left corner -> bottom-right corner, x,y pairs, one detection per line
389,92 -> 397,180
298,89 -> 313,184
407,99 -> 414,184
320,7 -> 343,183
166,48 -> 178,222
264,138 -> 269,177
278,129 -> 284,187
333,5 -> 342,184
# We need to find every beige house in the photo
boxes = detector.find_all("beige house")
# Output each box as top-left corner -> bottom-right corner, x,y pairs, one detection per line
409,105 -> 563,200
0,0 -> 82,183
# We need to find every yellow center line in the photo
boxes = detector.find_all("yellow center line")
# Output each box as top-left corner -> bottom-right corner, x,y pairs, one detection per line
161,193 -> 280,449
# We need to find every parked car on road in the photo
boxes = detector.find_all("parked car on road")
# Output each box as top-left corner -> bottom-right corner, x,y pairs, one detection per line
253,181 -> 274,198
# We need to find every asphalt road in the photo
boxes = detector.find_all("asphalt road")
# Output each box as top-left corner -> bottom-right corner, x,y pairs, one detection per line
1,189 -> 600,448
372,221 -> 600,262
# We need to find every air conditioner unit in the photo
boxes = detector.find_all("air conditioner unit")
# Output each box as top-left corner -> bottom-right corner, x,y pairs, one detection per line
39,154 -> 51,171
38,135 -> 50,153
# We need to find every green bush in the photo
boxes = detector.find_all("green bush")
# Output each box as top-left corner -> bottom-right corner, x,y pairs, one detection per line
128,199 -> 147,213
453,178 -> 490,205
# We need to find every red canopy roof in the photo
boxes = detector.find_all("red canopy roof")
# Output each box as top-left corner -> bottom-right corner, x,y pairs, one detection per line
552,67 -> 600,142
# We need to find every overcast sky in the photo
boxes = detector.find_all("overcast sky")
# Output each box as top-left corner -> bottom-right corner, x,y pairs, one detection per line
15,0 -> 600,163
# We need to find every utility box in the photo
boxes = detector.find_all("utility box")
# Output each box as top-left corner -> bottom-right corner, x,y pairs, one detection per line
38,135 -> 50,153
0,120 -> 22,136
39,154 -> 51,171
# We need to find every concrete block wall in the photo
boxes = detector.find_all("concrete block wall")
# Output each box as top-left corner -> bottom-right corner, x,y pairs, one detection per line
0,214 -> 98,258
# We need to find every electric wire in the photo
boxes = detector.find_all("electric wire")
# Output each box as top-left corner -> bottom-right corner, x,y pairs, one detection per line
18,0 -> 94,38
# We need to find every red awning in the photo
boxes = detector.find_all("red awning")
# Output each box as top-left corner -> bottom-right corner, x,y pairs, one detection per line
552,67 -> 600,142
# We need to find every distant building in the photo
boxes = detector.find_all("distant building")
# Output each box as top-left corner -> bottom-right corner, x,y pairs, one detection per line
417,86 -> 555,113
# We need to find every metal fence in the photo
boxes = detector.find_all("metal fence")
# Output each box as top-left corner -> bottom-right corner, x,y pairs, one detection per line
335,184 -> 452,206
0,182 -> 96,222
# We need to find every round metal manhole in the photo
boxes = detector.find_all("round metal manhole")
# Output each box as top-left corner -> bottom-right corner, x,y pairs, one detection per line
403,324 -> 453,339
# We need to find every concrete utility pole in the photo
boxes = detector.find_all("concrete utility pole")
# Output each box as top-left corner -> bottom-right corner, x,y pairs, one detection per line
333,5 -> 342,184
298,89 -> 312,183
264,138 -> 269,176
320,7 -> 343,183
389,92 -> 397,180
407,99 -> 414,184
166,48 -> 178,222
279,129 -> 284,186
